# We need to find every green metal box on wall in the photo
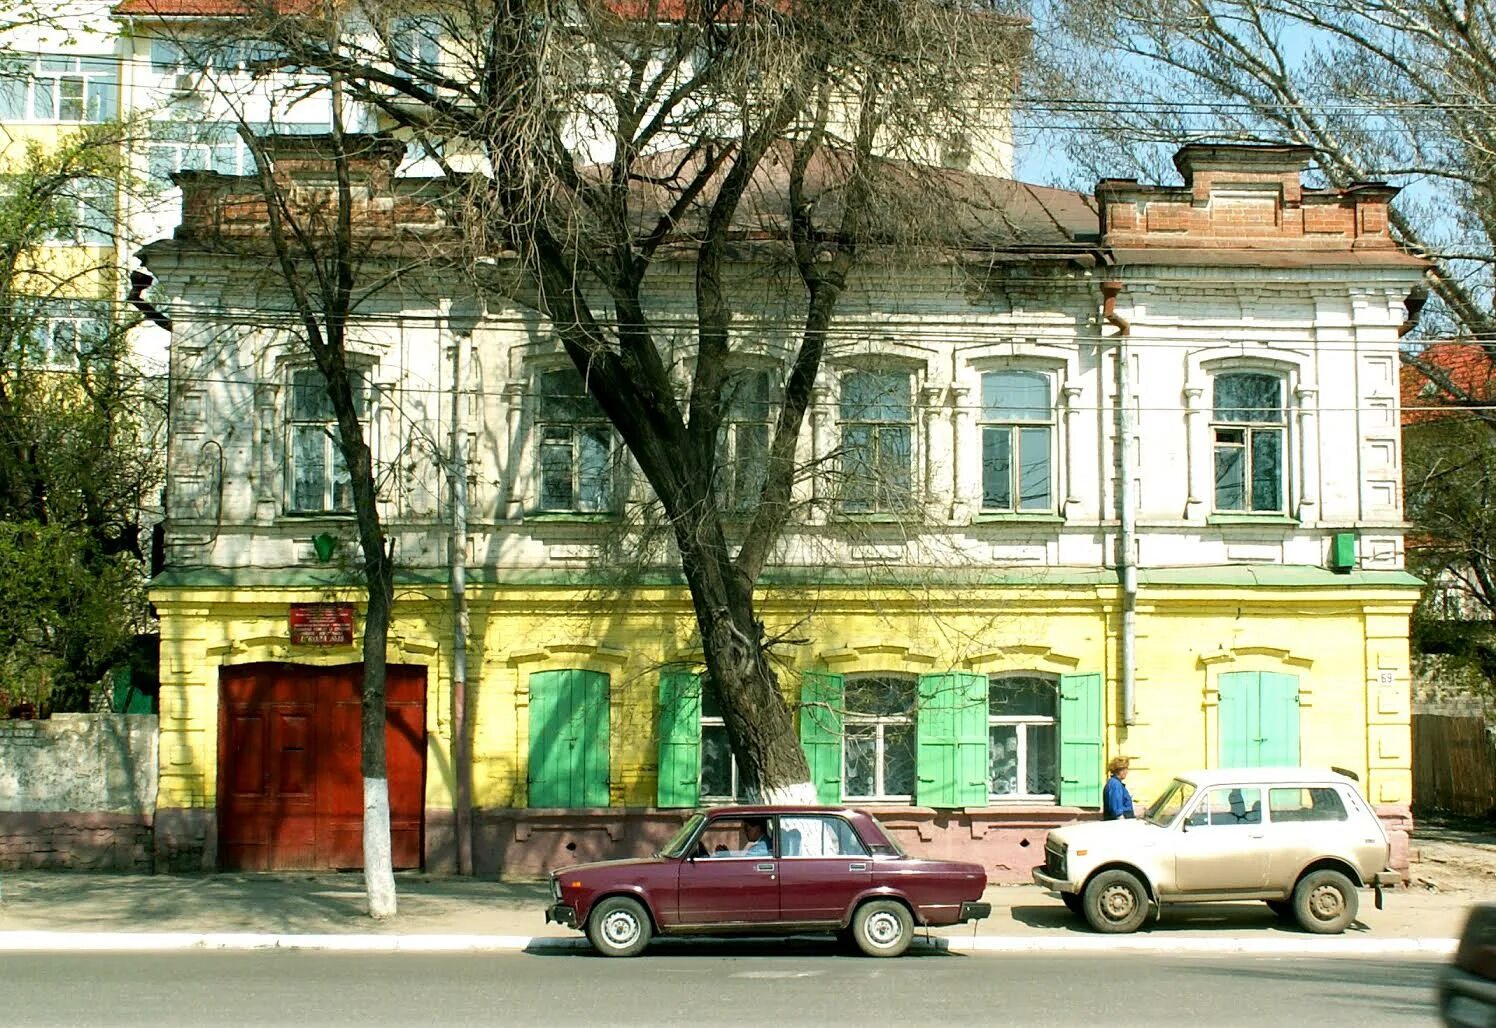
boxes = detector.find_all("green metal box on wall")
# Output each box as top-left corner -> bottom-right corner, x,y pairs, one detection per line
1328,532 -> 1357,572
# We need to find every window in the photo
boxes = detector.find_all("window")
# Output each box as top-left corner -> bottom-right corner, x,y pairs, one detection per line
715,368 -> 771,512
980,371 -> 1053,512
988,674 -> 1058,799
150,37 -> 284,77
699,680 -> 744,802
19,299 -> 109,366
839,370 -> 912,513
288,367 -> 368,514
843,674 -> 916,800
1212,372 -> 1285,513
0,54 -> 117,123
536,366 -> 614,512
1185,786 -> 1264,828
777,814 -> 869,858
1268,787 -> 1348,823
392,18 -> 442,76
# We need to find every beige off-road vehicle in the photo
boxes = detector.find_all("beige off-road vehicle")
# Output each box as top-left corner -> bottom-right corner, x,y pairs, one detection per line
1033,767 -> 1401,934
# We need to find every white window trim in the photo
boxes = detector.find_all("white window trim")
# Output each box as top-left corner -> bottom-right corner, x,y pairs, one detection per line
987,673 -> 1058,802
699,715 -> 743,802
531,363 -> 619,514
1208,369 -> 1290,515
835,367 -> 919,515
283,365 -> 373,516
977,368 -> 1058,514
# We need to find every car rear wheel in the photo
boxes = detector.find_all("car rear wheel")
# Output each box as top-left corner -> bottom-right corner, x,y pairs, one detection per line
852,899 -> 914,958
586,896 -> 652,958
1083,869 -> 1149,934
1061,892 -> 1084,916
1292,870 -> 1358,935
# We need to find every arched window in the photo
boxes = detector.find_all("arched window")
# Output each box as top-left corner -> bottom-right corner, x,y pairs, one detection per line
1212,372 -> 1286,513
843,673 -> 917,799
980,370 -> 1054,512
988,674 -> 1058,798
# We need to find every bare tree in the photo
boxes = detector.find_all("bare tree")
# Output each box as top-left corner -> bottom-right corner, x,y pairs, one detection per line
212,0 -> 1029,802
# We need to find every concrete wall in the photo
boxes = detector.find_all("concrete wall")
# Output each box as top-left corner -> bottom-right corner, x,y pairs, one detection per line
0,713 -> 158,871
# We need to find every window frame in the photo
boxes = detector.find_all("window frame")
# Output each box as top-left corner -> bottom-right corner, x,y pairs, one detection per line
533,365 -> 617,514
978,369 -> 1055,513
0,53 -> 117,123
837,368 -> 915,514
699,682 -> 745,803
1211,370 -> 1288,514
714,366 -> 774,514
841,673 -> 917,802
285,365 -> 370,515
20,298 -> 110,367
987,672 -> 1059,801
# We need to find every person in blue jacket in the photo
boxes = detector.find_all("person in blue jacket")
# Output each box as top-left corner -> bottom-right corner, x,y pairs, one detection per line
1103,756 -> 1135,820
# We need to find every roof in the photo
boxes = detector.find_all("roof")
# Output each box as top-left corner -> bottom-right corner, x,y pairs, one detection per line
1401,343 -> 1496,425
1109,247 -> 1428,272
113,0 -> 317,15
1171,767 -> 1363,789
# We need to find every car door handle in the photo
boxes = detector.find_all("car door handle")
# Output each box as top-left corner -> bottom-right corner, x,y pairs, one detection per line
1248,833 -> 1265,840
755,863 -> 776,872
848,862 -> 868,872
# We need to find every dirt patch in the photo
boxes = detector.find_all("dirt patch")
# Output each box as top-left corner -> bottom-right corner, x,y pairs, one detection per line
1408,815 -> 1496,895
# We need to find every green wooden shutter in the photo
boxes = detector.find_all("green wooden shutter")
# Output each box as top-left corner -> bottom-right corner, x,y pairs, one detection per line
527,670 -> 566,807
1218,671 -> 1257,769
527,669 -> 610,808
1257,672 -> 1301,766
799,671 -> 843,805
578,669 -> 611,807
916,672 -> 988,807
1219,671 -> 1300,768
657,670 -> 702,807
1058,672 -> 1103,808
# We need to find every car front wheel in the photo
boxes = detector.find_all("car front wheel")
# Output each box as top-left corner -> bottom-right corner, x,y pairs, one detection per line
852,899 -> 914,958
586,896 -> 653,958
1083,869 -> 1149,934
1292,870 -> 1358,935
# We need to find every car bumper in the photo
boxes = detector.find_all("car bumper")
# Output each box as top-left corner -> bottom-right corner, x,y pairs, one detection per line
958,901 -> 992,923
545,903 -> 578,929
1439,965 -> 1496,1027
1032,868 -> 1071,893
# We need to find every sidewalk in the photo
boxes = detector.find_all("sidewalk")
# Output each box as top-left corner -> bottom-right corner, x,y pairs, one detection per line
0,872 -> 1470,956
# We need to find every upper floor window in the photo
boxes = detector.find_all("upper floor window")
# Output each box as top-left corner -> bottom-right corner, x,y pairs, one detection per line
20,299 -> 109,367
980,370 -> 1053,513
150,37 -> 285,77
537,366 -> 614,512
988,674 -> 1057,799
715,368 -> 771,513
0,54 -> 117,123
839,370 -> 912,513
392,19 -> 442,77
43,178 -> 115,246
843,674 -> 916,801
288,366 -> 368,514
1213,372 -> 1285,513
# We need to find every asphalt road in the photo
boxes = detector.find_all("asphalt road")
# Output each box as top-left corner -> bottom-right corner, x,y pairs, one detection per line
7,944 -> 1442,1027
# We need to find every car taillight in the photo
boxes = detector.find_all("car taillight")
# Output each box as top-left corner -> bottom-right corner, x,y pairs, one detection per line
1455,906 -> 1496,979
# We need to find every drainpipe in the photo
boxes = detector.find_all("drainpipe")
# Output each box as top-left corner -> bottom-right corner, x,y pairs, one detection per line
1101,281 -> 1136,727
449,319 -> 473,876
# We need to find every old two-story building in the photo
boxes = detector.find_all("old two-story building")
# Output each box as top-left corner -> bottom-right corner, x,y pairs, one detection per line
137,136 -> 1425,881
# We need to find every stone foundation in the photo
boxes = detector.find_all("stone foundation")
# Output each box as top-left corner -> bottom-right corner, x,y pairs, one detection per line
152,807 -> 216,872
0,811 -> 154,871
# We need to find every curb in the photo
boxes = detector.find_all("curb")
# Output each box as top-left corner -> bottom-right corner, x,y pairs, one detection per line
0,931 -> 1458,957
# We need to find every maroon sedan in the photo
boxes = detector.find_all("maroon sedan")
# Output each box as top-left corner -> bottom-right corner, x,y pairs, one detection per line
544,805 -> 991,957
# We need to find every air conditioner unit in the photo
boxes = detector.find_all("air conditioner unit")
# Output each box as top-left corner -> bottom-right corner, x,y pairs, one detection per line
169,71 -> 196,96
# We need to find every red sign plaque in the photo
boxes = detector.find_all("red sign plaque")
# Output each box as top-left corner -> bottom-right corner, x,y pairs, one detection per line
288,603 -> 355,646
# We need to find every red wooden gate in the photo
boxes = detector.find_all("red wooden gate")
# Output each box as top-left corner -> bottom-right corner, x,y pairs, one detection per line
218,663 -> 426,871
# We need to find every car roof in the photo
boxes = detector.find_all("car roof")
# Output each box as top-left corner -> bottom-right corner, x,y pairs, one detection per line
700,804 -> 863,817
1168,767 -> 1362,789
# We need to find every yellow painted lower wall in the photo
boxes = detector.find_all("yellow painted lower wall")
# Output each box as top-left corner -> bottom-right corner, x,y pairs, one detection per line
150,579 -> 1417,842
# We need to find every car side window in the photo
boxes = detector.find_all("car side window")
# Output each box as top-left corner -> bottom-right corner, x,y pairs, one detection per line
777,815 -> 870,858
1268,787 -> 1348,823
1185,787 -> 1263,827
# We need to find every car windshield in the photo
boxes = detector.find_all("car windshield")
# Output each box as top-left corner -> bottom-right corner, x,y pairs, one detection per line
659,813 -> 706,858
1144,779 -> 1195,826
